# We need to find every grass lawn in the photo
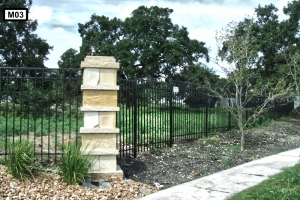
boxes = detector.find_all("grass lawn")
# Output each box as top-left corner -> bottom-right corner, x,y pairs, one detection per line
229,163 -> 300,200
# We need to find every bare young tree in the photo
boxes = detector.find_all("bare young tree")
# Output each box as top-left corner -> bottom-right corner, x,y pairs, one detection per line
209,18 -> 291,151
283,48 -> 300,115
284,49 -> 300,94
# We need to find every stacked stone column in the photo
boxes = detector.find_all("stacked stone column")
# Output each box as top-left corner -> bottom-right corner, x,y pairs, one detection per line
80,56 -> 123,180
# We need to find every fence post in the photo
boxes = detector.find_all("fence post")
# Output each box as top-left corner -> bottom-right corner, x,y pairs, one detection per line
228,98 -> 231,130
205,93 -> 209,137
80,56 -> 123,180
133,76 -> 137,158
169,78 -> 173,147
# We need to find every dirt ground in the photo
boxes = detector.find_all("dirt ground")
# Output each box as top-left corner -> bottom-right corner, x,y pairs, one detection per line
118,117 -> 300,189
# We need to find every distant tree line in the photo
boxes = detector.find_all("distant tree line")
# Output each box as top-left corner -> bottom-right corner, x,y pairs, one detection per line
1,0 -> 299,122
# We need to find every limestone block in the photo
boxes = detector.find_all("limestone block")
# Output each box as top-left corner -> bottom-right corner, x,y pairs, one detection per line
83,90 -> 117,107
84,112 -> 98,128
91,155 -> 117,173
90,166 -> 123,180
99,112 -> 116,128
82,68 -> 99,85
81,133 -> 117,149
81,84 -> 119,90
81,56 -> 119,69
99,69 -> 117,85
81,106 -> 120,112
80,127 -> 119,134
81,147 -> 118,155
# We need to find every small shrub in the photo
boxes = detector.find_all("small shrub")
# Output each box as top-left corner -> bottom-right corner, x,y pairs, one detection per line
178,152 -> 189,158
6,140 -> 37,180
221,156 -> 232,166
120,160 -> 131,168
210,155 -> 219,161
57,140 -> 95,185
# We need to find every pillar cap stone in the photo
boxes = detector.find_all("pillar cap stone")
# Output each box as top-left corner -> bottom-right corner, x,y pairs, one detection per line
81,56 -> 119,69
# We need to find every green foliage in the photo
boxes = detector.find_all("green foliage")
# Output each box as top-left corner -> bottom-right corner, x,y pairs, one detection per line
57,141 -> 95,185
245,2 -> 300,86
0,0 -> 53,68
178,152 -> 189,158
229,163 -> 300,200
214,15 -> 292,151
63,6 -> 209,80
210,155 -> 219,161
119,161 -> 131,168
221,156 -> 232,166
57,49 -> 83,101
6,140 -> 38,181
171,64 -> 219,84
225,145 -> 240,152
117,105 -> 257,146
0,107 -> 83,138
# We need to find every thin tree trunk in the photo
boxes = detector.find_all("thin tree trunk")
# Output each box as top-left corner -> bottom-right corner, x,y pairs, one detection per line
238,107 -> 244,151
240,130 -> 244,151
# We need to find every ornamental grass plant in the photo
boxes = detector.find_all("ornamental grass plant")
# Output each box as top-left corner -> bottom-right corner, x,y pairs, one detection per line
6,140 -> 38,181
57,140 -> 95,185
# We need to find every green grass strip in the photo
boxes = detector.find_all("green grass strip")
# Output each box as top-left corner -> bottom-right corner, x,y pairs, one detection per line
229,163 -> 300,200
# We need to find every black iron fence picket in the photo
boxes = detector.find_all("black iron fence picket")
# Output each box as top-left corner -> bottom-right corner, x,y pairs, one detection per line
117,78 -> 295,158
0,67 -> 82,165
0,68 -> 295,162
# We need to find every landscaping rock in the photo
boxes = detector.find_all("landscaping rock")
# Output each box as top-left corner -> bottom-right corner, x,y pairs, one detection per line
0,165 -> 159,199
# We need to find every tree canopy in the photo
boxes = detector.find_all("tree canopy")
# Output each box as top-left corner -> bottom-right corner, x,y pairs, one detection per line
59,6 -> 210,80
0,0 -> 53,68
218,1 -> 300,88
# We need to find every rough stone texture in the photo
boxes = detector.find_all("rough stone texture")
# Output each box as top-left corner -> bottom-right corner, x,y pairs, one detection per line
90,155 -> 117,173
81,106 -> 120,112
290,106 -> 300,119
90,166 -> 124,180
81,133 -> 117,149
99,69 -> 117,84
84,112 -> 98,129
81,56 -> 119,69
81,84 -> 119,90
82,68 -> 99,85
83,90 -> 117,107
99,112 -> 116,128
89,149 -> 119,155
80,128 -> 119,134
80,56 -> 123,179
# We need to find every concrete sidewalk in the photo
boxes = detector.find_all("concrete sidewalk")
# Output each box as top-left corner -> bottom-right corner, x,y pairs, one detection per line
139,148 -> 300,200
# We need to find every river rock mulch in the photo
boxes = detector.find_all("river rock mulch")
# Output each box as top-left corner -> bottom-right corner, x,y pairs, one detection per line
0,165 -> 159,199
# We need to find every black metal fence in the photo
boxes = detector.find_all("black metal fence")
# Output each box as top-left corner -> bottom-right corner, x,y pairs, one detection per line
0,68 -> 295,163
0,67 -> 83,164
117,77 -> 294,158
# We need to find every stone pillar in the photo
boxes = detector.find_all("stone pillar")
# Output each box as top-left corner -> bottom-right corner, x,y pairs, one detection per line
80,56 -> 123,180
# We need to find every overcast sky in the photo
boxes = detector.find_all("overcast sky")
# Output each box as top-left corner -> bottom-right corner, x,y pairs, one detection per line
28,0 -> 290,77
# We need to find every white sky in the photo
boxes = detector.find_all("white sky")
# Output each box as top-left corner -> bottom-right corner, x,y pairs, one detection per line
28,0 -> 290,77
